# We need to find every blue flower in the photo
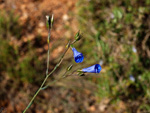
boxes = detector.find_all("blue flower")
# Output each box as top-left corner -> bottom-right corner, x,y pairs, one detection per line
129,75 -> 135,82
72,48 -> 84,63
82,64 -> 102,73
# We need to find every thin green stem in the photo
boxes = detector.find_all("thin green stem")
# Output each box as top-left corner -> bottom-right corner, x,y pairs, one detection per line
23,41 -> 74,113
46,27 -> 51,75
42,67 -> 82,90
71,40 -> 77,45
42,69 -> 69,90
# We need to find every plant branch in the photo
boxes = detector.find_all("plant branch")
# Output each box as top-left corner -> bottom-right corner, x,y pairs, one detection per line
46,24 -> 51,75
23,40 -> 74,113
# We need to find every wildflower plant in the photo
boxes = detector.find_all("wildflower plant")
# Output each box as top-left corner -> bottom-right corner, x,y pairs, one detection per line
23,15 -> 102,113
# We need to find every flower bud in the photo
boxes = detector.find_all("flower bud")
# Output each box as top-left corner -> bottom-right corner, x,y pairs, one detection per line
74,30 -> 81,41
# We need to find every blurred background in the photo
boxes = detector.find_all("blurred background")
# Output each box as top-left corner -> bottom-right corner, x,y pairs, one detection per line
0,0 -> 150,113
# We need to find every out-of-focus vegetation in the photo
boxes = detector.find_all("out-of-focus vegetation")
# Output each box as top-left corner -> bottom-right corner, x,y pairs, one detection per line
0,11 -> 44,83
1,0 -> 150,112
77,0 -> 150,112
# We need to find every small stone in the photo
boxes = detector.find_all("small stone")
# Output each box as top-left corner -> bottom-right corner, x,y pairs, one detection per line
63,14 -> 69,21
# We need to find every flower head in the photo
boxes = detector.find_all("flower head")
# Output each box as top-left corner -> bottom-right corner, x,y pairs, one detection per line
132,46 -> 137,53
82,64 -> 102,73
129,75 -> 135,82
72,48 -> 84,63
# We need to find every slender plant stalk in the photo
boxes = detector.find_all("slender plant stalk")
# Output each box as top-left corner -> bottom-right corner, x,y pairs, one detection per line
46,26 -> 51,75
41,67 -> 70,90
41,74 -> 67,90
23,40 -> 74,113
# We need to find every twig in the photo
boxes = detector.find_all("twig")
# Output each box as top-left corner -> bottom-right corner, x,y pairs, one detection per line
23,40 -> 75,113
41,65 -> 77,90
46,26 -> 51,75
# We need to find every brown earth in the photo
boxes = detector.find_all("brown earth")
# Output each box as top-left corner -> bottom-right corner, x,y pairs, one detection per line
0,0 -> 78,59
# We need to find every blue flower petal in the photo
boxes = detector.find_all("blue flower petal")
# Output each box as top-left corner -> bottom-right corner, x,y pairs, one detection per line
129,75 -> 135,82
72,48 -> 84,63
82,64 -> 102,73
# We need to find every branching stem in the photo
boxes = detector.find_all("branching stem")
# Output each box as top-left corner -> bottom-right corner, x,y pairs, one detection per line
23,40 -> 74,113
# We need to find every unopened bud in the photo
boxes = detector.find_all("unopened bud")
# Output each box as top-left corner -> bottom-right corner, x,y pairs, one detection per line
78,72 -> 85,76
46,14 -> 54,29
46,15 -> 50,27
67,64 -> 73,71
75,30 -> 81,41
51,14 -> 54,28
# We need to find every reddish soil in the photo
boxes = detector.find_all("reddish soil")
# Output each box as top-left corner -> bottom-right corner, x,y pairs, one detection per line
1,0 -> 78,59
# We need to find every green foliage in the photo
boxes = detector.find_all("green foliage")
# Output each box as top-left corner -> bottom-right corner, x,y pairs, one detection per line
77,0 -> 150,111
0,40 -> 18,72
97,74 -> 110,99
0,11 -> 22,39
